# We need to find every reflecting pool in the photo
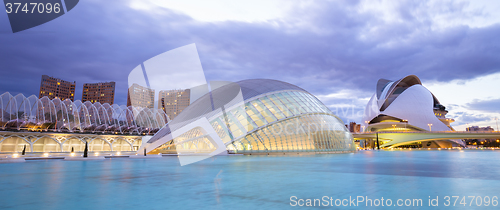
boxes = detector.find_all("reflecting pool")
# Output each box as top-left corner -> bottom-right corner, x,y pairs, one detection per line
1,150 -> 500,209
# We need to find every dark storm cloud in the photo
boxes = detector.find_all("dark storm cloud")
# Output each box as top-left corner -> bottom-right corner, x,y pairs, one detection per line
448,111 -> 491,126
466,99 -> 500,114
0,0 -> 499,109
0,0 -> 197,104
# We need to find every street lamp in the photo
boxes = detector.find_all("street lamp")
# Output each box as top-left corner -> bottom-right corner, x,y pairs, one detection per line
495,117 -> 499,132
402,119 -> 408,131
427,124 -> 433,131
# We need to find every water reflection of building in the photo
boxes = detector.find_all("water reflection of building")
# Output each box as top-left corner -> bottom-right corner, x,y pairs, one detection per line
127,83 -> 155,108
82,81 -> 116,104
39,75 -> 76,101
158,89 -> 190,120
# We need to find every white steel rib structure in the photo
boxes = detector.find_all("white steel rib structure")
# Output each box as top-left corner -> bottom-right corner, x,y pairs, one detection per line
142,79 -> 355,156
0,92 -> 169,153
362,75 -> 465,148
0,92 -> 168,135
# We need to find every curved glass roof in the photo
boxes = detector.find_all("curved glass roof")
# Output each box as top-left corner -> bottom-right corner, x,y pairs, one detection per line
149,88 -> 353,154
147,79 -> 342,147
237,79 -> 306,101
175,79 -> 308,122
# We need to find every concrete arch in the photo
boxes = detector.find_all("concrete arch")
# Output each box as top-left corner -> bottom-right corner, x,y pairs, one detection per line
112,138 -> 134,151
32,136 -> 61,152
88,137 -> 112,151
61,137 -> 86,152
0,135 -> 31,152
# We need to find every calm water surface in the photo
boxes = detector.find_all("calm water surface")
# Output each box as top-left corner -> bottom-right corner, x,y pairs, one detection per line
1,150 -> 500,209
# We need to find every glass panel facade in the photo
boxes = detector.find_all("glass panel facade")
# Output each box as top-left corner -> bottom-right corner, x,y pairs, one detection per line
245,102 -> 266,127
210,119 -> 232,144
250,100 -> 276,123
218,91 -> 354,153
230,114 -> 353,153
149,127 -> 217,154
268,94 -> 292,117
260,96 -> 285,120
149,90 -> 355,155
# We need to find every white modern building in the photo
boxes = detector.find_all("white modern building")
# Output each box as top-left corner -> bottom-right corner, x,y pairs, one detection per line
141,79 -> 355,157
362,75 -> 465,148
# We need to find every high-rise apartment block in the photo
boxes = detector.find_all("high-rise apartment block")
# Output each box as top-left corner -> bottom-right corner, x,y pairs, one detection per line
39,75 -> 76,101
127,83 -> 155,108
158,89 -> 190,120
82,82 -> 116,104
348,122 -> 361,133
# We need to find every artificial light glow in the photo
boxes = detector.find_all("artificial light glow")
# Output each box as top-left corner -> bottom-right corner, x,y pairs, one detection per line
43,153 -> 49,157
117,152 -> 121,155
70,152 -> 75,156
12,154 -> 19,158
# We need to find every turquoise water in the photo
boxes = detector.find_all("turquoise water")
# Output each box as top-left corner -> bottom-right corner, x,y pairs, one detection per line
1,151 -> 500,209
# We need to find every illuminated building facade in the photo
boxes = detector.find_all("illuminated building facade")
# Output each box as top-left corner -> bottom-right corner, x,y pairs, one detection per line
142,79 -> 355,155
0,92 -> 167,134
127,83 -> 155,108
82,81 -> 116,104
39,75 -> 76,101
362,75 -> 464,148
0,91 -> 169,153
158,89 -> 190,120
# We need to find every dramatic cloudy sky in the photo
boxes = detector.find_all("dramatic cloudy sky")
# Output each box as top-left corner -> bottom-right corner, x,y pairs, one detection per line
1,0 -> 499,130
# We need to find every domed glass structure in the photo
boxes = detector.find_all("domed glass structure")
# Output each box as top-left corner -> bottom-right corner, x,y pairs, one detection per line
145,79 -> 355,155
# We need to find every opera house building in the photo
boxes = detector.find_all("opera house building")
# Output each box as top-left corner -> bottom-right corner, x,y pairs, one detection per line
362,75 -> 464,148
141,79 -> 355,155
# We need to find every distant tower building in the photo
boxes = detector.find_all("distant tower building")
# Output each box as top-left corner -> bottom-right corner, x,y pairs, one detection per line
82,82 -> 116,104
158,89 -> 190,120
467,126 -> 494,132
348,122 -> 361,133
465,126 -> 495,146
127,83 -> 155,108
39,75 -> 76,101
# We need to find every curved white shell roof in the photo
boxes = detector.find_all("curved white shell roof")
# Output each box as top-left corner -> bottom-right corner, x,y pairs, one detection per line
363,75 -> 464,147
363,75 -> 447,130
